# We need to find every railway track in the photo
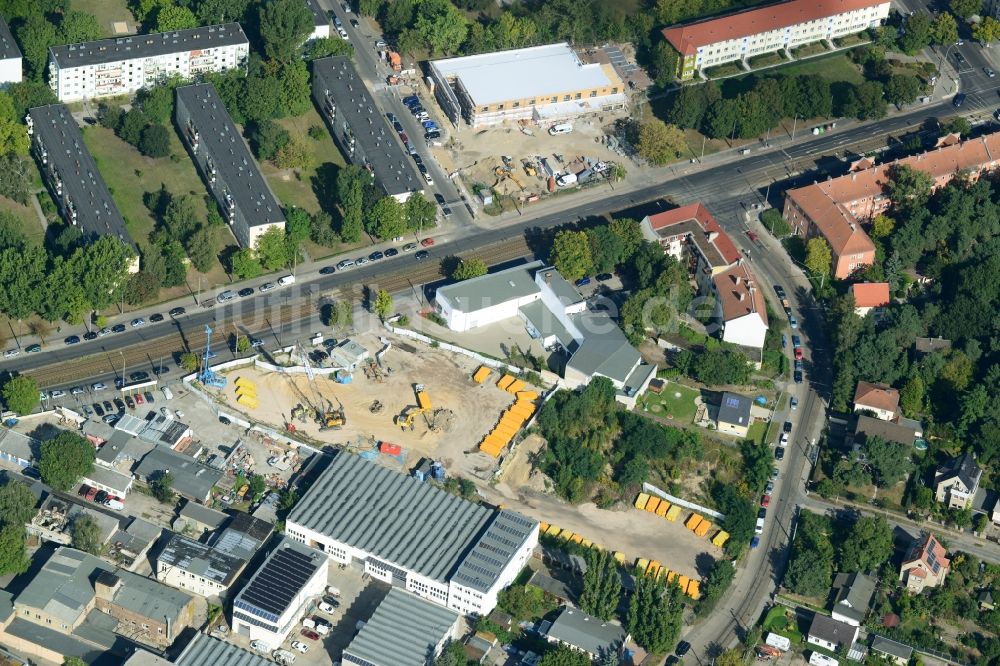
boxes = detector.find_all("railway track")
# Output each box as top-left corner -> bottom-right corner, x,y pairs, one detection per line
25,235 -> 533,388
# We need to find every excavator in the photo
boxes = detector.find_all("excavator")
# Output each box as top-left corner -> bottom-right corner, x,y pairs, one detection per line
317,398 -> 346,431
394,384 -> 432,430
493,163 -> 525,191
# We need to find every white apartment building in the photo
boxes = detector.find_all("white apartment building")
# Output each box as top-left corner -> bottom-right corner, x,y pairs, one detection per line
48,23 -> 249,102
0,18 -> 22,85
286,452 -> 538,616
663,0 -> 890,80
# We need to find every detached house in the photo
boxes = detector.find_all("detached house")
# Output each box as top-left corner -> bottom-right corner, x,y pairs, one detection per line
831,572 -> 876,627
807,613 -> 859,652
853,381 -> 899,422
712,264 -> 769,352
849,282 -> 890,318
899,534 -> 949,593
934,453 -> 982,510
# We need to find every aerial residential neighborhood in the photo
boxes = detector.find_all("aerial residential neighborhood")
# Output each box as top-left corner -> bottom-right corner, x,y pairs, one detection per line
0,0 -> 998,665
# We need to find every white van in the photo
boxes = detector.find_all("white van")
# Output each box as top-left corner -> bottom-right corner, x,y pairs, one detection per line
755,517 -> 765,535
106,498 -> 125,511
548,123 -> 573,135
160,386 -> 173,400
278,275 -> 296,286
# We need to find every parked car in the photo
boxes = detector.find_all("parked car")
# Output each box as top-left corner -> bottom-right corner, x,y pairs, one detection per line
134,393 -> 144,405
318,602 -> 336,614
50,389 -> 66,399
384,248 -> 399,257
131,318 -> 145,328
169,307 -> 186,317
93,403 -> 105,417
791,335 -> 801,347
319,266 -> 336,275
402,242 -> 417,252
124,396 -> 135,409
64,335 -> 80,345
300,629 -> 320,641
92,382 -> 107,391
259,282 -> 277,293
83,331 -> 98,340
103,400 -> 114,412
794,370 -> 803,383
783,421 -> 792,433
788,315 -> 798,329
113,398 -> 126,411
775,446 -> 786,461
781,334 -> 787,349
790,397 -> 798,410
290,642 -> 309,654
794,347 -> 803,360
336,259 -> 356,270
25,344 -> 41,353
420,237 -> 434,247
415,250 -> 429,260
676,642 -> 691,657
150,313 -> 164,322
953,93 -> 966,108
238,288 -> 254,297
95,490 -> 109,504
761,494 -> 770,507
369,251 -> 384,261
750,535 -> 761,549
112,324 -> 126,333
71,386 -> 84,395
78,484 -> 92,497
130,371 -> 150,382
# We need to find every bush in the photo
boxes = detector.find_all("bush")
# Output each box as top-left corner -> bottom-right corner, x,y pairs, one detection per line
138,123 -> 171,158
761,209 -> 791,237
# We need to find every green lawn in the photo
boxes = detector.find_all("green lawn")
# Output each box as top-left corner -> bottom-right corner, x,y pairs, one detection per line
770,52 -> 865,85
748,52 -> 785,69
70,0 -> 135,36
791,42 -> 828,59
82,125 -> 233,293
262,107 -> 346,215
746,420 -> 768,445
638,381 -> 700,424
0,196 -> 44,246
763,606 -> 803,644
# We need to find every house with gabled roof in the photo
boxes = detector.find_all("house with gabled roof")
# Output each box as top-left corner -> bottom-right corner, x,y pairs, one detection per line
849,282 -> 890,317
899,534 -> 949,593
934,453 -> 982,510
831,572 -> 876,627
712,264 -> 769,351
853,381 -> 899,422
640,202 -> 741,291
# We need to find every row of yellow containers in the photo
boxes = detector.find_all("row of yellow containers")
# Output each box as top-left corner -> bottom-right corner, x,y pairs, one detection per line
636,493 -> 729,548
237,393 -> 259,409
497,374 -> 536,397
635,558 -> 701,599
479,394 -> 537,457
235,377 -> 256,388
539,522 -> 628,566
634,492 -> 682,521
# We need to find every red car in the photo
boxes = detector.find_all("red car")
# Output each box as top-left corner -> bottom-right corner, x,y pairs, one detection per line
301,629 -> 320,641
794,347 -> 803,360
85,486 -> 99,501
761,494 -> 771,508
135,393 -> 144,405
420,237 -> 434,247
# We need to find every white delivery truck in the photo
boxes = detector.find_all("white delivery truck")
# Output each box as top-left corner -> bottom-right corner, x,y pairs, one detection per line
548,123 -> 573,135
809,653 -> 838,666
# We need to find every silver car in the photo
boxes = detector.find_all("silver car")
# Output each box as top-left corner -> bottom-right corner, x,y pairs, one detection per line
216,290 -> 237,303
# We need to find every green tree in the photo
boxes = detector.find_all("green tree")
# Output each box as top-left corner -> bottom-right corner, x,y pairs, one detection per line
805,237 -> 832,279
715,650 -> 744,666
186,227 -> 218,273
179,352 -> 199,372
150,471 -> 175,503
197,0 -> 253,23
451,257 -> 488,281
0,524 -> 29,575
274,135 -> 314,170
861,436 -> 914,487
886,164 -> 935,208
1,375 -> 39,415
248,120 -> 291,161
405,192 -> 437,231
549,230 -> 593,282
579,549 -> 622,620
885,73 -> 923,107
249,474 -> 266,499
0,154 -> 35,204
898,11 -> 933,54
230,248 -> 263,279
698,558 -> 736,616
136,85 -> 174,124
741,441 -> 773,494
71,515 -> 103,555
950,0 -> 983,20
637,117 -> 685,165
404,0 -> 468,56
843,81 -> 887,120
337,165 -> 368,243
64,658 -> 88,666
154,5 -> 198,31
786,511 -> 834,596
276,60 -> 312,116
972,15 -> 1000,43
652,41 -> 678,87
373,289 -> 393,321
284,207 -> 312,246
627,573 -> 684,653
931,11 -> 959,45
254,226 -> 289,270
0,92 -> 29,155
537,646 -> 589,666
58,11 -> 102,43
0,480 -> 36,526
368,196 -> 407,239
124,271 -> 159,305
872,213 -> 896,238
305,36 -> 356,60
38,431 -> 95,491
761,209 -> 791,237
839,515 -> 893,572
258,0 -> 313,62
609,218 -> 644,262
900,374 -> 925,416
15,14 -> 58,79
795,74 -> 834,119
117,107 -> 149,146
138,123 -> 171,158
668,82 -> 719,129
692,348 -> 751,385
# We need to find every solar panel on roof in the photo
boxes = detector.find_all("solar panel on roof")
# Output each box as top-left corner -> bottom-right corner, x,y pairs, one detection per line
239,546 -> 319,616
726,396 -> 741,407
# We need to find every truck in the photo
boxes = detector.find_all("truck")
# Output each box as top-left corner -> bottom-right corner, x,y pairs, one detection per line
556,173 -> 577,187
548,123 -> 573,135
273,650 -> 296,665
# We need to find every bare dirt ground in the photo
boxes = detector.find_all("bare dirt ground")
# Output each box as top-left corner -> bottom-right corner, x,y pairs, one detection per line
432,114 -> 626,198
213,331 -> 516,474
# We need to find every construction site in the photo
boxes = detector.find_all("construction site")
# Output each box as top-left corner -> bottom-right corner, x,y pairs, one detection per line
205,331 -> 528,480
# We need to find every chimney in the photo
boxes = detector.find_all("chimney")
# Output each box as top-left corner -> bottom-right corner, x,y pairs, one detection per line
849,222 -> 856,231
94,571 -> 121,601
545,272 -> 552,284
737,291 -> 745,301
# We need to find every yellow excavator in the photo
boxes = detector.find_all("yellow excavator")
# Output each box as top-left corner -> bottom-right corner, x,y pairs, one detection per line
317,398 -> 346,431
394,384 -> 432,430
493,165 -> 525,191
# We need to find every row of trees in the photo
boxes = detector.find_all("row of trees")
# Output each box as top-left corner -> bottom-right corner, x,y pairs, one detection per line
6,0 -> 104,80
786,511 -> 893,597
333,164 -> 436,242
98,83 -> 178,159
536,377 -> 701,502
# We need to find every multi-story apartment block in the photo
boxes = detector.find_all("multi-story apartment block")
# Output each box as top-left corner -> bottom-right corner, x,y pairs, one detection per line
26,104 -> 139,272
48,23 -> 249,102
175,83 -> 286,248
312,56 -> 423,202
783,132 -> 1000,278
663,0 -> 890,80
0,17 -> 22,85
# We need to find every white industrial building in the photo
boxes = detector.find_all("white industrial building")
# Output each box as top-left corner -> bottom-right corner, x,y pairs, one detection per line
434,261 -> 656,406
48,23 -> 249,102
0,17 -> 22,86
429,43 -> 627,128
286,452 -> 538,616
304,0 -> 331,40
231,538 -> 327,650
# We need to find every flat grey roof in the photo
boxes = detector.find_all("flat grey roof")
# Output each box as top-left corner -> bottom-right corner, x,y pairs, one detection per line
157,532 -> 244,585
539,266 -> 583,306
436,260 -> 543,313
179,499 -> 229,531
137,413 -> 190,446
312,56 -> 422,197
97,429 -> 155,466
28,104 -> 135,250
519,300 -> 575,348
178,632 -> 270,666
83,465 -> 132,494
431,43 -> 617,107
113,567 -> 194,620
0,17 -> 21,60
565,314 -> 639,384
50,23 -> 247,69
16,548 -> 102,626
175,83 -> 287,229
290,453 -> 502,584
871,636 -> 912,660
546,606 -> 627,657
134,445 -> 222,501
718,392 -> 752,428
452,509 -> 536,593
343,589 -> 459,666
0,428 -> 36,462
5,618 -> 108,662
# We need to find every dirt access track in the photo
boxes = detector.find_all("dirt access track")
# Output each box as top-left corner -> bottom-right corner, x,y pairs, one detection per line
212,331 -> 516,476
